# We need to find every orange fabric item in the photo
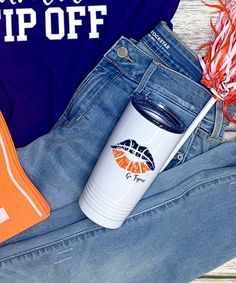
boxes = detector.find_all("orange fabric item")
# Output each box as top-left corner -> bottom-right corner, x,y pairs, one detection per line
0,112 -> 50,243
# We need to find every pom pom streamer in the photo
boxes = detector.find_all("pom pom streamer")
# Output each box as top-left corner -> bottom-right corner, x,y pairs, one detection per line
199,0 -> 236,123
161,0 -> 236,171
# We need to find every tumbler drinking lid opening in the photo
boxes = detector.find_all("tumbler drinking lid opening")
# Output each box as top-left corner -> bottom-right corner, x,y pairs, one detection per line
131,97 -> 185,134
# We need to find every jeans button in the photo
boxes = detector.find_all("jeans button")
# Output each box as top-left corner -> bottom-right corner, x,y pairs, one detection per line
117,47 -> 129,58
177,152 -> 184,161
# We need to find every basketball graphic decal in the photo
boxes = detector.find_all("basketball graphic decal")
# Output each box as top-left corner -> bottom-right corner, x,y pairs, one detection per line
111,140 -> 155,174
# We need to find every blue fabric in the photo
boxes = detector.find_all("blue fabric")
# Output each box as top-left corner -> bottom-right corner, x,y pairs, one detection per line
0,0 -> 180,147
0,22 -> 235,283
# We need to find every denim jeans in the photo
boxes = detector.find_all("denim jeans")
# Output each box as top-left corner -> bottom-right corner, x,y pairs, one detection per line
0,22 -> 235,283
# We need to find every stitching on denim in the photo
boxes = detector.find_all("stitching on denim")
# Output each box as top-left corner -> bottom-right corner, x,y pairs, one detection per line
181,128 -> 196,162
66,66 -> 103,114
107,54 -> 214,126
105,56 -> 140,83
54,256 -> 72,265
1,172 -> 236,263
123,25 -> 203,94
210,103 -> 224,140
140,40 -> 169,67
157,63 -> 213,101
106,45 -> 211,115
108,46 -> 214,125
109,36 -> 155,61
207,135 -> 223,143
141,39 -> 198,80
53,66 -> 103,129
197,127 -> 223,143
134,62 -> 158,94
147,88 -> 196,117
64,73 -> 123,129
52,74 -> 98,129
147,87 -> 214,126
1,172 -> 236,264
0,225 -> 101,264
104,38 -> 162,84
126,38 -> 157,60
147,90 -> 214,125
128,172 -> 236,219
52,115 -> 67,130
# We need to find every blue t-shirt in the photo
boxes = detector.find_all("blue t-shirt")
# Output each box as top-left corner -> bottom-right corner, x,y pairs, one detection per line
0,0 -> 180,147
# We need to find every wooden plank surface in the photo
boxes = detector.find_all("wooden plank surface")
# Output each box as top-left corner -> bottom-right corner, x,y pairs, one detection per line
192,258 -> 236,282
172,1 -> 236,282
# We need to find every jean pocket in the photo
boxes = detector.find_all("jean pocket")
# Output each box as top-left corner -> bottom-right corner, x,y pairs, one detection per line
51,65 -> 103,129
53,60 -> 119,129
137,86 -> 219,166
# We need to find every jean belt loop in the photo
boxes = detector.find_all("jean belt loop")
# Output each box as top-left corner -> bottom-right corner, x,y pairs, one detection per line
134,61 -> 158,94
210,102 -> 224,139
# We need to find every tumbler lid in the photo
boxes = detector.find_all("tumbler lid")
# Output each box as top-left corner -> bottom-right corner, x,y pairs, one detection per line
131,97 -> 185,134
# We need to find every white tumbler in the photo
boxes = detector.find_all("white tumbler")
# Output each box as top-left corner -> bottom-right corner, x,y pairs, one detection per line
79,96 -> 185,229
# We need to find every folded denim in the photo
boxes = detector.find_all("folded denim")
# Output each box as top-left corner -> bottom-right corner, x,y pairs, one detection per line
0,22 -> 235,283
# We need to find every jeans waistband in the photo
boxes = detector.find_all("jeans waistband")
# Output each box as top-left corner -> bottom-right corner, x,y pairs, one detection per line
137,21 -> 202,82
105,21 -> 203,85
104,22 -> 227,137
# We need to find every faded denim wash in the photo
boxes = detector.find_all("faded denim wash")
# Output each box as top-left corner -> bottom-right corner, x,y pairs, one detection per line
0,22 -> 235,283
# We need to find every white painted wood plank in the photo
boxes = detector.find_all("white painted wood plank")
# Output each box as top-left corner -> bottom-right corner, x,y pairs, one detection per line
172,0 -> 217,52
193,280 -> 236,283
172,1 -> 236,281
206,259 -> 236,276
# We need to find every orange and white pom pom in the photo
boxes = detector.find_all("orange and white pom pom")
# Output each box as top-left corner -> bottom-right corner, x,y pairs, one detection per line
199,0 -> 236,123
